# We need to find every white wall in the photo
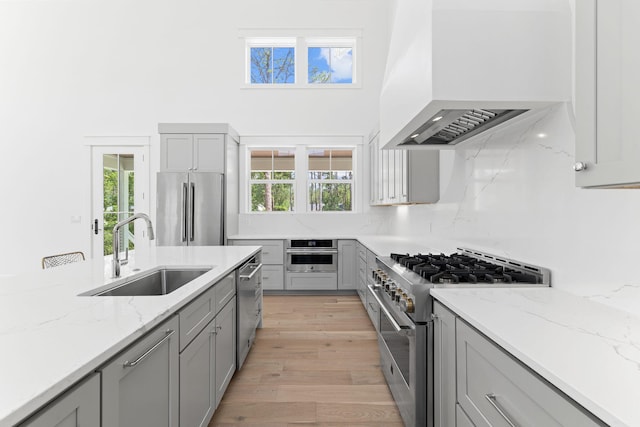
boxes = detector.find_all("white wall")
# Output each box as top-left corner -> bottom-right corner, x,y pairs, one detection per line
388,103 -> 640,298
379,0 -> 640,299
0,0 -> 391,274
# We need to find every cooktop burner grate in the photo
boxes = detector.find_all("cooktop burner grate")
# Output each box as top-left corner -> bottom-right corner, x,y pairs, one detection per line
390,249 -> 547,285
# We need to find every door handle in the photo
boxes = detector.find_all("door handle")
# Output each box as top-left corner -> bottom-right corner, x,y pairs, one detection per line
93,219 -> 101,235
182,183 -> 188,242
123,329 -> 175,368
190,182 -> 195,241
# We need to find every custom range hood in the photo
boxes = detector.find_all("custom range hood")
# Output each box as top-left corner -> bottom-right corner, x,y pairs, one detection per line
380,0 -> 571,149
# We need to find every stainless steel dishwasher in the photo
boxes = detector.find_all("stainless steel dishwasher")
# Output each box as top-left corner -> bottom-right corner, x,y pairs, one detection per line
236,256 -> 262,369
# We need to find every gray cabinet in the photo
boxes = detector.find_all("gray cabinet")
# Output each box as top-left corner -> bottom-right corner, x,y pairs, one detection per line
179,274 -> 236,427
576,0 -> 640,187
215,297 -> 236,407
286,272 -> 337,291
179,314 -> 216,427
456,319 -> 604,427
19,374 -> 100,427
160,133 -> 225,172
368,130 -> 439,205
433,301 -> 457,427
356,242 -> 367,304
101,315 -> 180,427
230,239 -> 284,290
338,239 -> 357,290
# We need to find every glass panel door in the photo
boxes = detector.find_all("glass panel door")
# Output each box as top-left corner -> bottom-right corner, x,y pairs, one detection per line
91,145 -> 149,260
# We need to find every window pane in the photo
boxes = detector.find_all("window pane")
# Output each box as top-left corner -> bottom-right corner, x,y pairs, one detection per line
309,183 -> 352,211
308,47 -> 353,84
250,47 -> 295,84
251,183 -> 295,212
308,149 -> 353,179
251,149 -> 295,179
250,47 -> 272,84
273,47 -> 295,84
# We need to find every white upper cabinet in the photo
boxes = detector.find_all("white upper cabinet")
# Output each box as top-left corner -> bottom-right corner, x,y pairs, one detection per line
575,0 -> 640,187
380,0 -> 571,149
368,130 -> 439,205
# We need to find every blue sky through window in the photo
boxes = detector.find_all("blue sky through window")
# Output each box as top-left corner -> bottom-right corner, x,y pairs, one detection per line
308,47 -> 353,84
250,47 -> 295,84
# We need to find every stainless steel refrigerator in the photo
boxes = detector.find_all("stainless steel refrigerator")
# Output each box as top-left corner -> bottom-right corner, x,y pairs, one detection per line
156,172 -> 224,246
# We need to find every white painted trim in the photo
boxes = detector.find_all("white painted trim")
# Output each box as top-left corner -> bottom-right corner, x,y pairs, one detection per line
240,135 -> 363,146
240,142 -> 360,214
84,136 -> 151,146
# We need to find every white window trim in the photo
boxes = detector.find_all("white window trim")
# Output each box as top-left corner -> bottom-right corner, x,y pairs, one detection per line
240,28 -> 362,89
240,136 -> 363,214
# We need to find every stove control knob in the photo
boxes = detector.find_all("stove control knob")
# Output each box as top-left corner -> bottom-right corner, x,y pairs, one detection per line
400,297 -> 415,314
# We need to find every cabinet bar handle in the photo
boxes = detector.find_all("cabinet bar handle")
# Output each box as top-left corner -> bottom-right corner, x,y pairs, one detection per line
123,329 -> 175,368
485,393 -> 517,427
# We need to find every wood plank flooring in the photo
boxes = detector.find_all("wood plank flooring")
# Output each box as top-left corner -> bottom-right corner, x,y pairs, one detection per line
209,295 -> 404,427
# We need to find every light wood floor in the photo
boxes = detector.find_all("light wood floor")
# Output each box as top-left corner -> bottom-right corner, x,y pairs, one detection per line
209,295 -> 404,427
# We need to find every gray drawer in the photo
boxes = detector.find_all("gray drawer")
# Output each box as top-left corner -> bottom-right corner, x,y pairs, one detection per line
230,239 -> 283,264
356,242 -> 366,261
179,285 -> 216,351
215,273 -> 236,314
261,265 -> 284,290
456,319 -> 604,427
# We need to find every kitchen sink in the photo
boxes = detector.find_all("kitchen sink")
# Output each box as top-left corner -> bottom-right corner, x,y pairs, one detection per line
86,267 -> 212,296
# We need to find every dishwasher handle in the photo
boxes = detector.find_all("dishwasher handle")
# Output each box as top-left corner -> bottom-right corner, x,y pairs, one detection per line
240,263 -> 262,281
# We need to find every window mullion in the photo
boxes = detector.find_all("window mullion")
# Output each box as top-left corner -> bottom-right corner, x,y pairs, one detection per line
296,146 -> 308,213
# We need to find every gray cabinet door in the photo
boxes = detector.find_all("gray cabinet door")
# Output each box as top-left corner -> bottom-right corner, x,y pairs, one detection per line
161,134 -> 194,171
19,374 -> 100,427
576,0 -> 640,187
215,297 -> 237,408
433,301 -> 457,427
101,316 -> 179,427
338,240 -> 357,290
180,318 -> 216,427
193,134 -> 225,172
456,319 -> 604,427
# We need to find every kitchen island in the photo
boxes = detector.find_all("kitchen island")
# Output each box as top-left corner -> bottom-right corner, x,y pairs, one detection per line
0,245 -> 259,426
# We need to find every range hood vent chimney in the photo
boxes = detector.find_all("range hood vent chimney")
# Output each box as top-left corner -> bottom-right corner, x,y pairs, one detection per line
380,0 -> 571,149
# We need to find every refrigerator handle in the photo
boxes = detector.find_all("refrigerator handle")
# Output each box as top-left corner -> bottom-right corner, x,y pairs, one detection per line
182,183 -> 188,242
190,182 -> 195,242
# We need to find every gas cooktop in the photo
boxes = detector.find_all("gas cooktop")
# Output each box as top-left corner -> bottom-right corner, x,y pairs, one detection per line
386,247 -> 550,286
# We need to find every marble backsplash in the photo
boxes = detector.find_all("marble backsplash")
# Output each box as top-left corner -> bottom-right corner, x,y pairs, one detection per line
388,103 -> 640,312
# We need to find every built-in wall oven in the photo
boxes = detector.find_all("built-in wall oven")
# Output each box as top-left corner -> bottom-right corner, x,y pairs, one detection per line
285,239 -> 338,290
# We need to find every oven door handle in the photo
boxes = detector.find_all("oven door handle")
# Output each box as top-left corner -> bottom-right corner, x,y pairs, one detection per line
368,285 -> 414,336
285,249 -> 338,254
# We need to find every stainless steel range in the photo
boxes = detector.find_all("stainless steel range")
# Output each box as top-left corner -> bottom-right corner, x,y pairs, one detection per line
371,247 -> 550,427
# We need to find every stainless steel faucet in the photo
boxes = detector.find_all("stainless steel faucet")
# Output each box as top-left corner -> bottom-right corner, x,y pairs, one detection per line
112,213 -> 155,278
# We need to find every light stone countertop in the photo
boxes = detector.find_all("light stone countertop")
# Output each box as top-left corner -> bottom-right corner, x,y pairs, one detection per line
431,287 -> 640,427
0,245 -> 259,426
